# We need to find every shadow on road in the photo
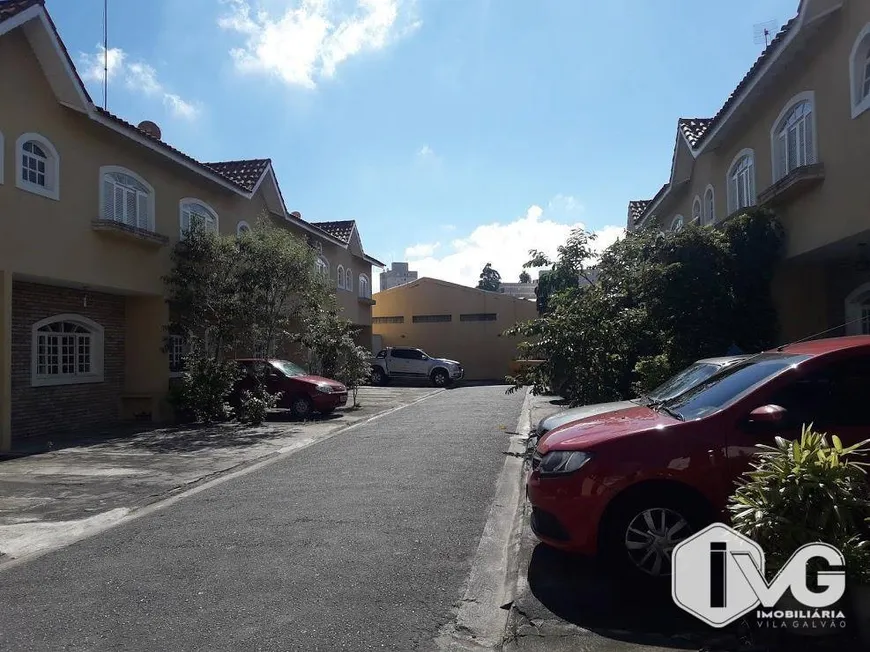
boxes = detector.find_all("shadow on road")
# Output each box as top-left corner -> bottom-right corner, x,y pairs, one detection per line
526,543 -> 738,650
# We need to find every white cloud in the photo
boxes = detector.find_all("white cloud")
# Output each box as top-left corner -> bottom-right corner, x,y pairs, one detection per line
400,199 -> 625,288
405,241 -> 439,258
218,0 -> 420,88
80,45 -> 126,82
417,144 -> 434,158
548,193 -> 583,214
78,45 -> 201,120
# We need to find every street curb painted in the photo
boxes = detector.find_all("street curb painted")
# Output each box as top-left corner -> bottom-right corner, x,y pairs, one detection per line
436,387 -> 533,651
0,388 -> 445,573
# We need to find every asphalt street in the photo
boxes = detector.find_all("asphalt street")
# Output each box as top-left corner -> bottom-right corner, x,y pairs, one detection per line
0,385 -> 524,651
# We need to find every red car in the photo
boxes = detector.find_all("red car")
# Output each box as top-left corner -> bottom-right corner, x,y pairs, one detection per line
527,335 -> 870,579
233,359 -> 348,418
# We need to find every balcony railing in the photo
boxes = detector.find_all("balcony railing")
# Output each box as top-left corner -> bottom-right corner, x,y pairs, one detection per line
758,163 -> 826,207
91,218 -> 169,247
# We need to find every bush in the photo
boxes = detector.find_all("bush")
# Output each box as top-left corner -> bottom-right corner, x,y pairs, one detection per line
168,351 -> 241,424
728,425 -> 870,582
235,383 -> 282,425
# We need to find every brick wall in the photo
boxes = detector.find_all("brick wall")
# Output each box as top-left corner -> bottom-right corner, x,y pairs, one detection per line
11,282 -> 125,440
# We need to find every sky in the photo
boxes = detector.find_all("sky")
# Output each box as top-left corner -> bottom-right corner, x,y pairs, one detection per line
46,0 -> 798,291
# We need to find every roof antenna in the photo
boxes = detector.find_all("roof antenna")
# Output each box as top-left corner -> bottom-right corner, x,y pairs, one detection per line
753,19 -> 777,49
102,0 -> 108,109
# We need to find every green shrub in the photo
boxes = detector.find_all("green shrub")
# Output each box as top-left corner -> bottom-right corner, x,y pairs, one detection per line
168,352 -> 241,424
728,425 -> 870,582
235,384 -> 282,425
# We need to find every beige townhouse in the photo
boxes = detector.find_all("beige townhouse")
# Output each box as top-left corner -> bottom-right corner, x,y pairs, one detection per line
627,0 -> 870,344
0,0 -> 383,451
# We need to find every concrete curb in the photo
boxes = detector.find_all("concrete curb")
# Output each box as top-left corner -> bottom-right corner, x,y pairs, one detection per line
0,388 -> 445,572
436,387 -> 534,650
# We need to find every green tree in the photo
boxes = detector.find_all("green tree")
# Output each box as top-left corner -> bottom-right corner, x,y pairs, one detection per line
525,227 -> 598,314
519,270 -> 531,284
506,209 -> 785,404
477,263 -> 502,291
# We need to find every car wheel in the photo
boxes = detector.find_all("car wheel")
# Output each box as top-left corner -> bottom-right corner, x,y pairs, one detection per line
601,492 -> 707,581
431,369 -> 449,387
371,368 -> 386,386
289,395 -> 313,420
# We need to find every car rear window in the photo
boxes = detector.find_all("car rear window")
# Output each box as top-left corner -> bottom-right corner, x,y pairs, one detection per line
663,353 -> 809,420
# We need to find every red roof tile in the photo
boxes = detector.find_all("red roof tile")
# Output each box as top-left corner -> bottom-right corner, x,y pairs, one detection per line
0,0 -> 41,21
628,200 -> 651,224
311,220 -> 355,243
205,159 -> 270,192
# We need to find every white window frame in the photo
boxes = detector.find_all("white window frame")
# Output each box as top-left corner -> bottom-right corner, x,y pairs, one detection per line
168,334 -> 186,377
100,165 -> 155,232
236,220 -> 251,235
179,198 -> 219,238
345,268 -> 353,292
31,314 -> 104,387
845,282 -> 870,335
703,185 -> 715,225
16,133 -> 59,200
770,91 -> 817,182
727,148 -> 756,214
359,274 -> 371,299
315,255 -> 329,278
850,23 -> 870,119
691,196 -> 702,224
337,264 -> 346,289
670,215 -> 685,232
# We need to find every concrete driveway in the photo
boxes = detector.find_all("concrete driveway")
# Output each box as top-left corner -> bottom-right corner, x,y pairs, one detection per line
0,385 -> 437,565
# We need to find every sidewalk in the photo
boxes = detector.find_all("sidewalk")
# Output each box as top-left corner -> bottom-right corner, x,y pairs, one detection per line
502,393 -> 857,652
0,386 -> 438,566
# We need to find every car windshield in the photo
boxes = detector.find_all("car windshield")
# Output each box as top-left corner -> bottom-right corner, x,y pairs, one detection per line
271,360 -> 307,377
646,362 -> 723,403
661,353 -> 809,420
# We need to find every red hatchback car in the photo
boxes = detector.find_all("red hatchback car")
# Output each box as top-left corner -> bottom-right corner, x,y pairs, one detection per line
527,336 -> 870,579
233,359 -> 348,419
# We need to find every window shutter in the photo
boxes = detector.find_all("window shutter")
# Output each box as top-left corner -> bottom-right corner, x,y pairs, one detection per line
123,188 -> 137,227
113,186 -> 125,222
136,193 -> 154,231
727,176 -> 736,213
180,207 -> 190,236
805,109 -> 814,165
102,178 -> 115,220
774,133 -> 785,181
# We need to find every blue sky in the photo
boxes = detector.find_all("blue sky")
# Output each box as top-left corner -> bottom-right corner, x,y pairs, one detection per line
46,0 -> 797,289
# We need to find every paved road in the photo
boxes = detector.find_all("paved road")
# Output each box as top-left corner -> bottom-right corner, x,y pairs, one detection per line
0,385 -> 524,651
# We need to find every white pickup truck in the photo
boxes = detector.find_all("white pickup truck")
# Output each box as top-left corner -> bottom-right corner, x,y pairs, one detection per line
370,347 -> 464,387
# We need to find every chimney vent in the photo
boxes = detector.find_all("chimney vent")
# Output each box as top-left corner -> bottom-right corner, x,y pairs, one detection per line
137,120 -> 162,140
290,210 -> 302,220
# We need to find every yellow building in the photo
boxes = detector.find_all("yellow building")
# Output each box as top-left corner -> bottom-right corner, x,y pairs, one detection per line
0,0 -> 383,450
372,278 -> 538,381
627,0 -> 870,342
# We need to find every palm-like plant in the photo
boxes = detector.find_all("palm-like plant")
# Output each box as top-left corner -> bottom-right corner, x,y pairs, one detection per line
728,425 -> 870,583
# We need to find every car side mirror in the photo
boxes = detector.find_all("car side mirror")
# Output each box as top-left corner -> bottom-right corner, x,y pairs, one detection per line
747,404 -> 787,425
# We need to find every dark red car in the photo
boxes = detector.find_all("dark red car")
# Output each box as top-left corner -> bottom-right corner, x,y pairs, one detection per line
527,335 -> 870,579
233,359 -> 348,419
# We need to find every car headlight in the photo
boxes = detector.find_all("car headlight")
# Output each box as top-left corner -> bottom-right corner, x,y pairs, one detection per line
538,450 -> 592,476
315,383 -> 333,394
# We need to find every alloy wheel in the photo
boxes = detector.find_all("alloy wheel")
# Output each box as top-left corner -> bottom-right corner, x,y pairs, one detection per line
292,397 -> 311,418
624,507 -> 692,577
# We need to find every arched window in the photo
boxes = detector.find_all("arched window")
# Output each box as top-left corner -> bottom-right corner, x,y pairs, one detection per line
345,267 -> 353,292
850,23 -> 870,118
337,265 -> 346,289
670,215 -> 684,232
845,282 -> 870,335
180,199 -> 218,237
315,256 -> 329,278
703,185 -> 715,225
359,274 -> 371,299
771,92 -> 816,182
31,314 -> 104,386
727,149 -> 756,214
16,133 -> 59,200
691,197 -> 702,224
100,166 -> 155,231
236,221 -> 251,235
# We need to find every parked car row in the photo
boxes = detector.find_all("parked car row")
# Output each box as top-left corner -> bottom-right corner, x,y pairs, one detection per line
527,336 -> 870,579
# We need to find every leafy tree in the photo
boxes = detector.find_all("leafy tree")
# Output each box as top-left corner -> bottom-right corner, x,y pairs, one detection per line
506,209 -> 785,404
525,227 -> 598,314
293,307 -> 359,379
335,344 -> 372,408
519,270 -> 531,284
477,263 -> 502,291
